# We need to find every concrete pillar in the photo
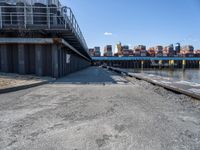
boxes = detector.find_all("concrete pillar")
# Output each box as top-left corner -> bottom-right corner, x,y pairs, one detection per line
159,60 -> 162,69
133,61 -> 136,69
0,45 -> 9,72
35,45 -> 43,76
169,60 -> 174,69
172,60 -> 174,69
169,60 -> 171,69
58,48 -> 63,76
136,61 -> 139,69
199,61 -> 200,69
52,44 -> 59,78
141,60 -> 144,70
182,60 -> 186,70
18,44 -> 26,74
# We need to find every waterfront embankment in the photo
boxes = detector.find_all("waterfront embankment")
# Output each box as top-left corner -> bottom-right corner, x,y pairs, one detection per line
108,67 -> 200,100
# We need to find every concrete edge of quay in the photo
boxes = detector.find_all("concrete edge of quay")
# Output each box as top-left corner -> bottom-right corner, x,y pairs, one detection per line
0,79 -> 55,94
106,66 -> 200,100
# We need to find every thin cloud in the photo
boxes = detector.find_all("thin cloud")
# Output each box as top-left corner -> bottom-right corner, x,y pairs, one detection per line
104,32 -> 113,36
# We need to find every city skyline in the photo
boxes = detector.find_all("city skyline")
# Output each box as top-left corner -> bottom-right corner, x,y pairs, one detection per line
89,43 -> 200,57
61,0 -> 200,53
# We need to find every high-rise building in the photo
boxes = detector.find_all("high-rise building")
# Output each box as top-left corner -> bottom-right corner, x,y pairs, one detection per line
180,45 -> 194,57
129,50 -> 134,56
155,45 -> 163,56
121,45 -> 130,56
88,48 -> 95,57
155,46 -> 163,52
195,50 -> 200,57
168,44 -> 174,56
175,43 -> 181,54
148,47 -> 155,57
104,45 -> 113,57
116,42 -> 122,55
181,45 -> 194,53
94,47 -> 101,57
134,45 -> 146,56
122,45 -> 129,50
89,47 -> 101,57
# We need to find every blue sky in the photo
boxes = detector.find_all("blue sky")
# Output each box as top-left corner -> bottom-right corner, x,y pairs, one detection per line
60,0 -> 200,52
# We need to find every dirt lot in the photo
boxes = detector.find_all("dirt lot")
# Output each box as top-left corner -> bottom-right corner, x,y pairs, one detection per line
0,72 -> 53,89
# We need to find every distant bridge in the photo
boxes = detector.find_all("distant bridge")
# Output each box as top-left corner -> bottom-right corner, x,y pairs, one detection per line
92,57 -> 200,61
92,57 -> 200,69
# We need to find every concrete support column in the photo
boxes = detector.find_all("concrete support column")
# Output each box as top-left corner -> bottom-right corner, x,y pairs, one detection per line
18,44 -> 25,74
35,45 -> 43,76
199,61 -> 200,69
169,60 -> 174,70
52,44 -> 59,78
159,60 -> 162,69
0,45 -> 9,72
136,61 -> 139,69
141,60 -> 144,70
182,60 -> 186,70
58,48 -> 63,76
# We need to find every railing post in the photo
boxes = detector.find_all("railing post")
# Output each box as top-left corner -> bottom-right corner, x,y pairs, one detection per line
31,5 -> 33,24
64,8 -> 67,29
47,6 -> 50,29
24,5 -> 27,28
71,15 -> 74,29
0,7 -> 2,28
70,10 -> 72,21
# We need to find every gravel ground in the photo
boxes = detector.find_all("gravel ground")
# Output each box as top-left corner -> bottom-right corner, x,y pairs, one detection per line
0,67 -> 199,150
0,72 -> 53,89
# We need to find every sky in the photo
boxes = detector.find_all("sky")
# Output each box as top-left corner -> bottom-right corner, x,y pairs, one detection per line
60,0 -> 200,52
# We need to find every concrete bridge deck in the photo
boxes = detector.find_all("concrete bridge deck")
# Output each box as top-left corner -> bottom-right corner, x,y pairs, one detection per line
0,67 -> 199,149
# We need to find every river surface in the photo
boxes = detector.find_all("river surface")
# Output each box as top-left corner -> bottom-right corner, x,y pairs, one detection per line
125,69 -> 200,84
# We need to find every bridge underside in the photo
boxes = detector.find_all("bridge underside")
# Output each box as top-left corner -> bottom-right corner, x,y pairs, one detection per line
0,38 -> 90,78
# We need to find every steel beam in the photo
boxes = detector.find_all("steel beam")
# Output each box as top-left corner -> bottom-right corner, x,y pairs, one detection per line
61,39 -> 90,61
0,38 -> 91,61
0,38 -> 54,44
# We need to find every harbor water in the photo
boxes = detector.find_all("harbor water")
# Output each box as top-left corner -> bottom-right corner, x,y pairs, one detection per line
125,69 -> 200,84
